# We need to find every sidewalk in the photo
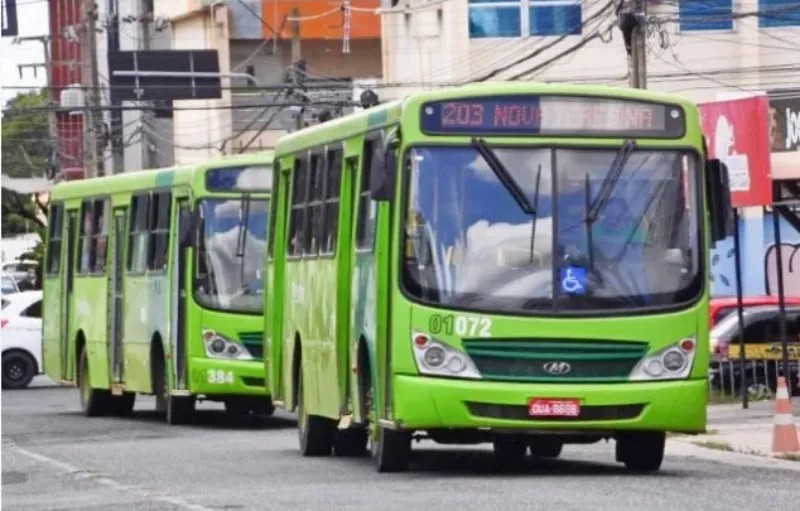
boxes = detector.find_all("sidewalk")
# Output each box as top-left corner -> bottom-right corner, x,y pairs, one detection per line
670,399 -> 800,461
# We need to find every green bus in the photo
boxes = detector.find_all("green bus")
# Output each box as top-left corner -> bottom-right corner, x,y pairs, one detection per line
265,82 -> 732,472
42,152 -> 274,424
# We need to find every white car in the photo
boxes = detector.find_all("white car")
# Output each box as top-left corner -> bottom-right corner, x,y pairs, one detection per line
2,290 -> 43,389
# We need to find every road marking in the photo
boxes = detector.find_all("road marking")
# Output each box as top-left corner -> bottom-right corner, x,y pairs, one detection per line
9,443 -> 217,511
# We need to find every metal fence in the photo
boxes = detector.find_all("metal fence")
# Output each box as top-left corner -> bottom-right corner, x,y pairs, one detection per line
710,359 -> 800,401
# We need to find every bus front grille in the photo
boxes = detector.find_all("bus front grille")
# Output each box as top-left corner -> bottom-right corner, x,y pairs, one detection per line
461,339 -> 648,383
239,332 -> 264,360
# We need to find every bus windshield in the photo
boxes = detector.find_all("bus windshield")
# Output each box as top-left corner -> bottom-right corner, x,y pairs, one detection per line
402,146 -> 701,313
195,197 -> 269,314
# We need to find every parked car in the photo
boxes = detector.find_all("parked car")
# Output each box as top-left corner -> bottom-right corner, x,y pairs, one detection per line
1,290 -> 43,389
709,304 -> 800,396
1,259 -> 39,282
710,296 -> 800,328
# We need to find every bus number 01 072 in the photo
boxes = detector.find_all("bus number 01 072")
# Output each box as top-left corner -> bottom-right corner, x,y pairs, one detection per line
428,314 -> 492,338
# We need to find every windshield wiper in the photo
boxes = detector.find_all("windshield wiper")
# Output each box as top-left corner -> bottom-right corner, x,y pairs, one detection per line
584,139 -> 636,225
471,137 -> 536,215
236,195 -> 251,291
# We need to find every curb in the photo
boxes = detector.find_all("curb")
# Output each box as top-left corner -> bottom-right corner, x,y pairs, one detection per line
666,438 -> 800,472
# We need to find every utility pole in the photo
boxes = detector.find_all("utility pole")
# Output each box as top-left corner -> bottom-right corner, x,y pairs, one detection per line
81,0 -> 105,177
139,0 -> 155,170
12,35 -> 59,179
290,7 -> 304,130
618,0 -> 647,89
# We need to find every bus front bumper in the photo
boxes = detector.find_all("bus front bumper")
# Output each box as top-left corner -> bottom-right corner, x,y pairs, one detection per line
188,358 -> 269,397
392,375 -> 707,433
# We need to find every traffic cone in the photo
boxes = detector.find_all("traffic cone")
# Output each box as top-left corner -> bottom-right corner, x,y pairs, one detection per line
771,377 -> 800,454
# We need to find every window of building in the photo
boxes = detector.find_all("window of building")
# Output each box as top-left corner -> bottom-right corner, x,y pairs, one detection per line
469,0 -> 522,38
468,0 -> 582,38
321,147 -> 343,255
758,0 -> 800,28
679,0 -> 733,31
45,203 -> 64,276
529,0 -> 582,36
77,199 -> 109,274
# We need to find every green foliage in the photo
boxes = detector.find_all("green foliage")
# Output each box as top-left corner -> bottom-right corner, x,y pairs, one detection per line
2,91 -> 50,237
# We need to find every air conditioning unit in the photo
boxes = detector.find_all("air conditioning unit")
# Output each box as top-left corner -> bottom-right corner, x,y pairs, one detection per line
59,84 -> 85,116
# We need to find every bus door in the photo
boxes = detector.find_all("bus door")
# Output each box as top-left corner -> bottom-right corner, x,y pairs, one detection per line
172,196 -> 192,390
61,210 -> 79,381
109,208 -> 127,383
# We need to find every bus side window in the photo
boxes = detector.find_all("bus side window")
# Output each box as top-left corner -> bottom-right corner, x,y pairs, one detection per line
322,147 -> 343,255
78,200 -> 94,274
128,194 -> 150,273
92,199 -> 110,274
267,161 -> 281,260
305,152 -> 324,257
45,203 -> 64,276
287,155 -> 309,258
355,138 -> 377,251
148,191 -> 172,271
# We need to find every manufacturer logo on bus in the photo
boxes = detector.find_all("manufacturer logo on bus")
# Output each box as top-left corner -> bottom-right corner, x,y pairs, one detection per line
543,361 -> 572,375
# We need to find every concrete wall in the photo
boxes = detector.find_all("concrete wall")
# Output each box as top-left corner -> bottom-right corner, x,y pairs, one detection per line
380,0 -> 800,104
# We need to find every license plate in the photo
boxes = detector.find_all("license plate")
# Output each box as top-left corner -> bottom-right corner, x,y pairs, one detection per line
528,398 -> 581,417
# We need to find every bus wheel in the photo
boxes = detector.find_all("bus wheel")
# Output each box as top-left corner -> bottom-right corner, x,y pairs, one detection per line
296,366 -> 336,456
615,432 -> 665,472
492,434 -> 528,469
109,392 -> 136,417
365,384 -> 411,472
154,355 -> 194,425
78,346 -> 110,417
528,437 -> 563,458
370,426 -> 412,472
333,427 -> 368,457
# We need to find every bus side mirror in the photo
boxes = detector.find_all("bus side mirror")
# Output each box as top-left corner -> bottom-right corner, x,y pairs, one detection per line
706,159 -> 734,244
369,129 -> 400,202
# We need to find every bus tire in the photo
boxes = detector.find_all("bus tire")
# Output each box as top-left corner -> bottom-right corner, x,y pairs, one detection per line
2,350 -> 37,390
153,349 -> 194,425
296,365 -> 336,456
370,426 -> 412,472
109,392 -> 136,417
78,346 -> 110,417
616,431 -> 665,472
528,437 -> 563,458
333,427 -> 368,457
492,434 -> 527,469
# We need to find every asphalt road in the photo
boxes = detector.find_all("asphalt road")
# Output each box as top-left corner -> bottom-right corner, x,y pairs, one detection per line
3,377 -> 799,511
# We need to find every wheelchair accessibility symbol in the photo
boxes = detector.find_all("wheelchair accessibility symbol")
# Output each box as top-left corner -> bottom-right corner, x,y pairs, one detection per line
559,266 -> 587,295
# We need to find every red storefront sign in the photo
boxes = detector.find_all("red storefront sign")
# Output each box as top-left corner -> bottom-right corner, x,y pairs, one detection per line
699,96 -> 773,208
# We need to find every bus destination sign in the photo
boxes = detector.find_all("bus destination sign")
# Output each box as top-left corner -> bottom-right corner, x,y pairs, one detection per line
420,95 -> 685,137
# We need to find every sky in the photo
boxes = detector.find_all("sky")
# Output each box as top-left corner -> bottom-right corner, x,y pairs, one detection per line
1,0 -> 50,108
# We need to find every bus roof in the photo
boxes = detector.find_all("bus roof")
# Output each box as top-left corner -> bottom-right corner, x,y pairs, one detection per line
274,82 -> 699,155
49,150 -> 274,201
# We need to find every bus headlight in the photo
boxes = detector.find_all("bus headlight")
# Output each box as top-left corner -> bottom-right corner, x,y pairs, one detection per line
202,329 -> 253,361
629,337 -> 696,381
411,332 -> 481,379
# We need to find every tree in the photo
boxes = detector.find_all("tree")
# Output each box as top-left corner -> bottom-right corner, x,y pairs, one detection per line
2,91 -> 51,237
